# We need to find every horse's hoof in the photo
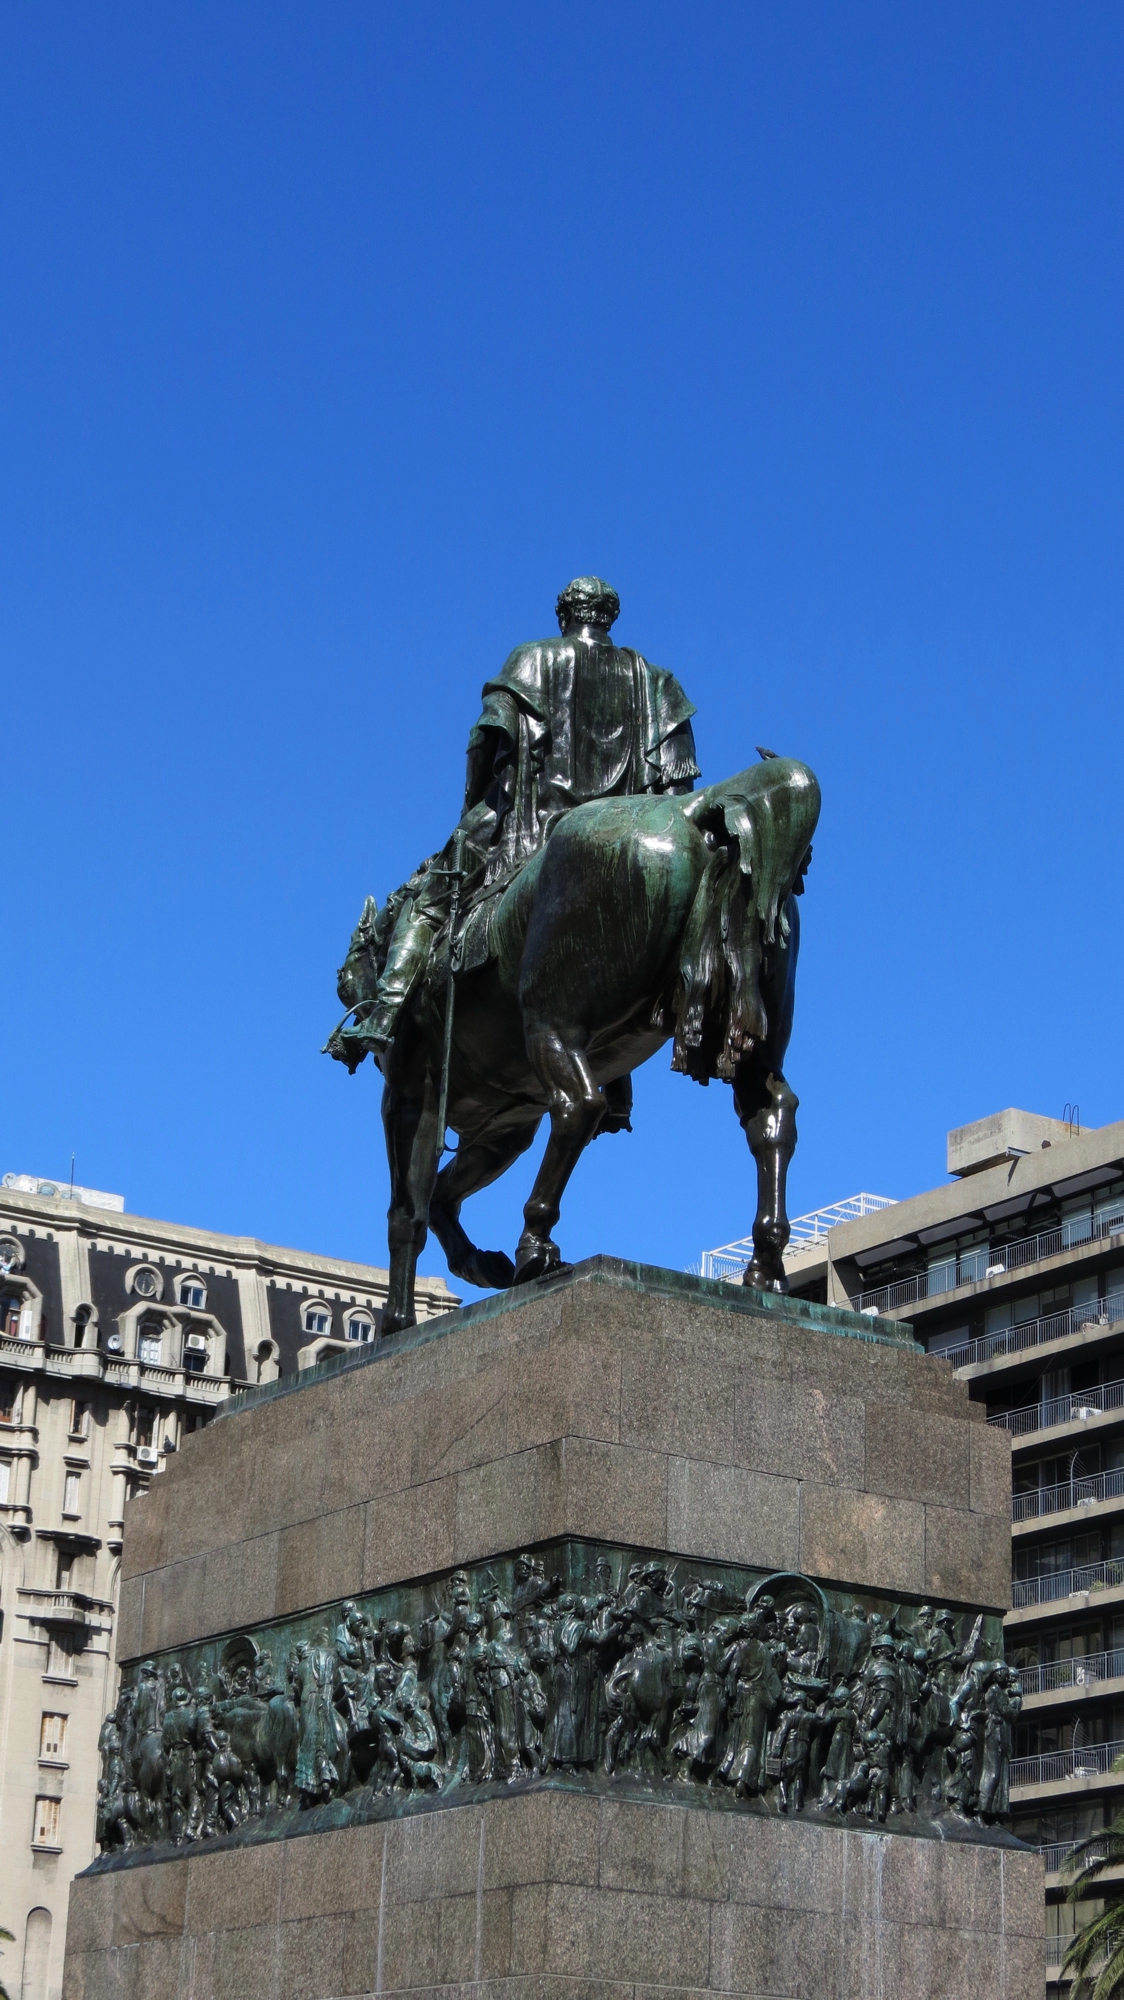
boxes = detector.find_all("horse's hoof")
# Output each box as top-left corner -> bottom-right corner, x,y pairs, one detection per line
381,1310 -> 417,1336
461,1249 -> 516,1291
513,1237 -> 562,1285
741,1262 -> 789,1296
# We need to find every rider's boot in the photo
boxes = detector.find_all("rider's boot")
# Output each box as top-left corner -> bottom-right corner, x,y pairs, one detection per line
338,904 -> 440,1060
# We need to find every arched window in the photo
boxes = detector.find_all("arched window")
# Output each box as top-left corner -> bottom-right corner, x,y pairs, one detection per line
131,1267 -> 161,1300
21,1906 -> 52,1998
303,1303 -> 331,1336
178,1275 -> 206,1309
346,1313 -> 374,1343
137,1316 -> 164,1367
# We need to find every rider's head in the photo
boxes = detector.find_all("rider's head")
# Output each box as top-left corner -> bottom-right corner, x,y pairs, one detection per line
556,576 -> 620,635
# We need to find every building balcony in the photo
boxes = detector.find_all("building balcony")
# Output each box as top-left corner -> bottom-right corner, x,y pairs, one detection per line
1013,1469 -> 1124,1528
1041,1837 -> 1124,1885
0,1333 -> 231,1404
21,1588 -> 99,1631
992,1376 -> 1124,1446
1008,1561 -> 1124,1627
1011,1737 -> 1124,1802
1018,1649 -> 1124,1711
854,1212 -> 1124,1319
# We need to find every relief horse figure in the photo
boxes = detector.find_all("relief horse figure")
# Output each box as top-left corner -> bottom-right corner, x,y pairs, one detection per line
332,753 -> 819,1334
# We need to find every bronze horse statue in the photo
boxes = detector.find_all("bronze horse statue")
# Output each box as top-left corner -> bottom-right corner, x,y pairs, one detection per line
332,754 -> 819,1334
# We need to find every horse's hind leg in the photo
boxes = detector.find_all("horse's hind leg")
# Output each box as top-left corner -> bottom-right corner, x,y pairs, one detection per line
732,1054 -> 798,1294
514,1027 -> 606,1282
429,1109 -> 540,1291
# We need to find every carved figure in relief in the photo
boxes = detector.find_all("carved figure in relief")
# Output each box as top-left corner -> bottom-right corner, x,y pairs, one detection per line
96,1558 -> 1015,1857
293,1631 -> 348,1805
462,1613 -> 494,1783
95,1712 -> 137,1851
162,1677 -> 199,1844
671,1622 -> 730,1780
131,1659 -> 167,1839
774,1689 -> 816,1812
717,1612 -> 784,1797
978,1664 -> 1021,1820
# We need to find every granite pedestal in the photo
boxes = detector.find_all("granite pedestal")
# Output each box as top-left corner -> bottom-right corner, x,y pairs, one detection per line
63,1259 -> 1044,1999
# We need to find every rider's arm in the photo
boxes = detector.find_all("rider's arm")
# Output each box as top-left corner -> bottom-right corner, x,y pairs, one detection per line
655,718 -> 701,795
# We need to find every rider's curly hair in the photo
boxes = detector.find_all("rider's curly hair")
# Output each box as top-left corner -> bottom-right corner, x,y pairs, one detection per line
556,576 -> 620,632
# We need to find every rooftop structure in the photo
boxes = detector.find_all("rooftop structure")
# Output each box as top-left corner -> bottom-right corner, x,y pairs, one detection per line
699,1193 -> 897,1281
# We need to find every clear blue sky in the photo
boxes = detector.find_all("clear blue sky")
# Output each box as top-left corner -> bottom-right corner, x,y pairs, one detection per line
4,4 -> 1122,1284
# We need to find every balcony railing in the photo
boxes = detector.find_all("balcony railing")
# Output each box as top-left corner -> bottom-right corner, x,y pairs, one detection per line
1013,1557 -> 1124,1609
941,1291 -> 1124,1374
1042,1837 -> 1112,1875
1012,1737 -> 1124,1789
1018,1649 -> 1124,1697
992,1373 -> 1124,1439
854,1212 -> 1124,1317
1014,1468 -> 1124,1524
27,1589 -> 95,1627
1046,1927 -> 1124,1971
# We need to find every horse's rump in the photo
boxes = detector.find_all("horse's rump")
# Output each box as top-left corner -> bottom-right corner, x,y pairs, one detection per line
673,758 -> 820,1083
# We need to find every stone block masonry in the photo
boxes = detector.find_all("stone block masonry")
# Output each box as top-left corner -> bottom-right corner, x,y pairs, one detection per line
63,1261 -> 1042,1999
64,1791 -> 1044,2000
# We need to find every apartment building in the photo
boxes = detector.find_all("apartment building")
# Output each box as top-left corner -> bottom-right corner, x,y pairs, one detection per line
706,1106 -> 1124,1982
0,1171 -> 457,2000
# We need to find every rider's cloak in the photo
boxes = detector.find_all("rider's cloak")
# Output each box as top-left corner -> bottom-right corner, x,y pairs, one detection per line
464,634 -> 699,879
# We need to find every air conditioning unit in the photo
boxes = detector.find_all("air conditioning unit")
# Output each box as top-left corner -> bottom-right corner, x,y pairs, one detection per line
184,1333 -> 208,1352
136,1446 -> 159,1468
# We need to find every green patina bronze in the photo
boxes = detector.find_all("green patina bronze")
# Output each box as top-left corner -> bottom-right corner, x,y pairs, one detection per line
325,578 -> 820,1333
92,1539 -> 1018,1867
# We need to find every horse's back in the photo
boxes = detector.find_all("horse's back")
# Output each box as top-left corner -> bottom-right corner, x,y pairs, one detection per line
514,793 -> 704,1027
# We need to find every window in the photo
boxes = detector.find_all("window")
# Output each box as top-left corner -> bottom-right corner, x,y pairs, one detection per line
346,1314 -> 373,1342
55,1550 -> 73,1591
134,1406 -> 155,1448
304,1305 -> 330,1335
70,1399 -> 89,1439
132,1267 -> 159,1298
40,1713 -> 67,1760
179,1276 -> 206,1308
138,1318 -> 162,1366
33,1795 -> 61,1847
1,1292 -> 32,1339
0,1457 -> 10,1504
73,1306 -> 92,1349
62,1471 -> 81,1517
0,1379 -> 16,1424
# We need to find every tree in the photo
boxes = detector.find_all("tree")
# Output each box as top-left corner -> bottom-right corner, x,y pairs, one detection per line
0,1924 -> 13,2000
1064,1811 -> 1124,1999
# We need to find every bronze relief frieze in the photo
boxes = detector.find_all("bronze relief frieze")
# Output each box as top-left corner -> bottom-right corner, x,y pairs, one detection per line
92,1541 -> 1019,1867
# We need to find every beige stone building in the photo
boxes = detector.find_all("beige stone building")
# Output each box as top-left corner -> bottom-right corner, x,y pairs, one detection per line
0,1172 -> 456,2000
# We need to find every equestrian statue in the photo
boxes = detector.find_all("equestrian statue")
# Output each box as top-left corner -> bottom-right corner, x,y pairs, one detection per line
325,576 -> 820,1335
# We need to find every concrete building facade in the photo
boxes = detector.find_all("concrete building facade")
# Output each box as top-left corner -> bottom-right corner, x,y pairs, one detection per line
0,1173 -> 456,2000
706,1108 -> 1124,1983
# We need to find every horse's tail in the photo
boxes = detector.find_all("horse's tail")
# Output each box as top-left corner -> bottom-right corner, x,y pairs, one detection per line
671,758 -> 820,1082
